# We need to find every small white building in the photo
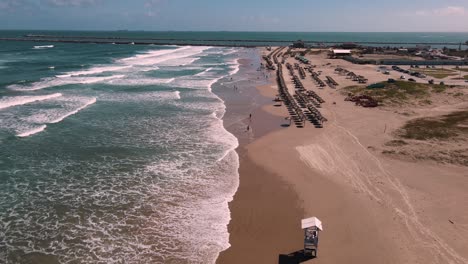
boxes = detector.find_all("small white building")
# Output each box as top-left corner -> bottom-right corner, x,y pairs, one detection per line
333,49 -> 351,56
330,49 -> 352,58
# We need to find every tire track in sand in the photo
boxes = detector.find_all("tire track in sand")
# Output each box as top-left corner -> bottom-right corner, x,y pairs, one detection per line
296,110 -> 467,264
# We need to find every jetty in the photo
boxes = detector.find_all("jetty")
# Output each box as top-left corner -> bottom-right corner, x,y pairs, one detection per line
1,34 -> 467,48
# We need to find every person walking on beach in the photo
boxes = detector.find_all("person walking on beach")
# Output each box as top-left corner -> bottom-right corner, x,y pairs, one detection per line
246,113 -> 252,132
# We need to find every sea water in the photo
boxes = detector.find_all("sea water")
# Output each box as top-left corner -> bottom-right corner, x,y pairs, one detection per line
0,41 -> 249,263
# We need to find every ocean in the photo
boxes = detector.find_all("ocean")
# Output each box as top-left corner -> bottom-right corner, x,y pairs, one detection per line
1,30 -> 467,263
0,36 -> 268,263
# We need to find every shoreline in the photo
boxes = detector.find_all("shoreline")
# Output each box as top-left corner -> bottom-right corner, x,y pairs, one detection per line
216,48 -> 404,264
215,51 -> 306,263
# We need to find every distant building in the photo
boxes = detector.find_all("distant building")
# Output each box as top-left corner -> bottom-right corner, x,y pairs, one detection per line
383,49 -> 398,54
292,40 -> 305,48
330,49 -> 352,58
340,42 -> 359,49
416,44 -> 431,51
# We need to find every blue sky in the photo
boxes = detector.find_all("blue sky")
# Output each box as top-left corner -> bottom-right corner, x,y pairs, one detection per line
1,0 -> 468,31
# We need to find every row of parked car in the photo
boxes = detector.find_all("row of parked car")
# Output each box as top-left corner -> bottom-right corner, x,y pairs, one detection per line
390,65 -> 445,84
391,66 -> 427,79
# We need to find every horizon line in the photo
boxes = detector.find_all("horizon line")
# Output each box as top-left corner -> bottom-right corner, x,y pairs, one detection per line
1,29 -> 468,34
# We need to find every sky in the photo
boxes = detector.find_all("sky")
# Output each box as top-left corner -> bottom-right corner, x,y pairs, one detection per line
0,0 -> 468,32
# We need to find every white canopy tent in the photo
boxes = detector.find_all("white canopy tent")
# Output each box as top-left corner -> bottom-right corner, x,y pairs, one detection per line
332,49 -> 352,55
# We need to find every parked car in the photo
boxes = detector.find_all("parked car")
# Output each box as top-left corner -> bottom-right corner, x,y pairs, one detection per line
388,78 -> 396,83
428,79 -> 434,84
400,75 -> 406,80
408,78 -> 416,82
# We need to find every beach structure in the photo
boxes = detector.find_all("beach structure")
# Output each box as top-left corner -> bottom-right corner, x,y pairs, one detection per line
330,49 -> 352,58
302,217 -> 323,257
292,40 -> 306,48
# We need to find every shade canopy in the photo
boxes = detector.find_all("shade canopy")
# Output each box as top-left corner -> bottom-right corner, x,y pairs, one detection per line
301,217 -> 323,231
333,49 -> 352,54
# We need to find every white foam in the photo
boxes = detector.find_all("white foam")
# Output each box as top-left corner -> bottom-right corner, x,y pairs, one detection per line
195,67 -> 214,77
79,75 -> 126,84
224,49 -> 238,55
121,46 -> 209,66
172,77 -> 223,92
56,66 -> 131,78
160,57 -> 201,66
138,66 -> 160,72
229,59 -> 241,76
174,91 -> 181,100
106,77 -> 175,86
33,45 -> 54,49
119,47 -> 189,63
8,75 -> 125,91
0,93 -> 62,110
49,97 -> 97,124
16,125 -> 47,137
99,91 -> 182,103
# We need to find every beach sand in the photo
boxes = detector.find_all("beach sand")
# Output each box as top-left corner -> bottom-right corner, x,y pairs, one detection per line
217,48 -> 468,264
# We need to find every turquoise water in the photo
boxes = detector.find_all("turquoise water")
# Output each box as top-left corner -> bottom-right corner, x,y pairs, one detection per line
0,41 -> 249,263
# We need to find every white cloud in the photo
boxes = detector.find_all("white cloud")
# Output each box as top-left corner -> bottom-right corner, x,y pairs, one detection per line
415,6 -> 466,17
144,0 -> 164,17
0,0 -> 28,11
46,0 -> 100,7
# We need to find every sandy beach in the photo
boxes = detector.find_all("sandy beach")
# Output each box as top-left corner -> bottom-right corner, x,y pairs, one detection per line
218,48 -> 468,264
